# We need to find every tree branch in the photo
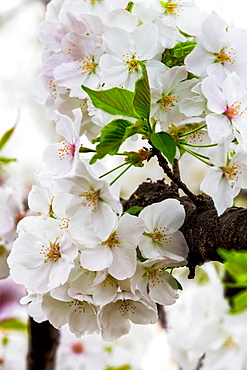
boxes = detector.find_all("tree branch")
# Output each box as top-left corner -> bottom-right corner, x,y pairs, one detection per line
27,318 -> 59,370
152,147 -> 204,207
122,179 -> 247,278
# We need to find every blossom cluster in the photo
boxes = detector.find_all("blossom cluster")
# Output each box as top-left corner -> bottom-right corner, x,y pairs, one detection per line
33,0 -> 247,216
6,0 -> 247,341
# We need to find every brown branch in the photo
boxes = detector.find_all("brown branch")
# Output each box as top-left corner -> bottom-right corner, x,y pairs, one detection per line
122,179 -> 247,278
152,147 -> 204,207
27,318 -> 59,370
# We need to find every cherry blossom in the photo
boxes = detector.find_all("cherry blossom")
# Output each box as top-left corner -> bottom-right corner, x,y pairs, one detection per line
79,213 -> 144,280
201,144 -> 247,215
185,13 -> 247,86
131,257 -> 187,306
7,217 -> 78,294
43,109 -> 82,177
54,160 -> 122,239
151,66 -> 198,129
100,22 -> 167,90
42,292 -> 98,338
99,292 -> 158,341
138,199 -> 189,261
201,72 -> 247,146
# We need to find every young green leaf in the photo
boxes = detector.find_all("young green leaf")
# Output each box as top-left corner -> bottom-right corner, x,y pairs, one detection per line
230,290 -> 247,314
151,132 -> 176,164
133,63 -> 151,120
81,85 -> 140,119
218,249 -> 247,288
162,41 -> 197,68
90,119 -> 133,163
0,125 -> 16,151
124,206 -> 144,215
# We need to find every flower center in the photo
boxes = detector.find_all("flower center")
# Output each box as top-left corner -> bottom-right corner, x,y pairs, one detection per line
48,79 -> 57,99
71,342 -> 84,354
159,95 -> 179,111
224,101 -> 244,120
67,299 -> 86,313
222,163 -> 242,185
40,238 -> 61,263
160,1 -> 183,16
152,227 -> 172,244
118,300 -> 136,317
123,52 -> 141,73
77,56 -> 97,75
214,47 -> 236,65
59,217 -> 70,231
102,232 -> 119,248
79,189 -> 100,211
58,140 -> 76,160
148,268 -> 162,287
223,335 -> 237,349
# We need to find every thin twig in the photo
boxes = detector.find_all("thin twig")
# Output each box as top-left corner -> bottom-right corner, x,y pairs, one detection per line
170,158 -> 180,195
153,147 -> 204,207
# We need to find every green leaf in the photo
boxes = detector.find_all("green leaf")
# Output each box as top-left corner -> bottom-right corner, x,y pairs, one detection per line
151,132 -> 176,164
133,63 -> 151,120
0,318 -> 27,332
162,41 -> 197,68
124,206 -> 144,215
90,119 -> 133,163
230,290 -> 247,314
123,119 -> 150,140
81,85 -> 139,119
218,249 -> 247,288
0,126 -> 16,151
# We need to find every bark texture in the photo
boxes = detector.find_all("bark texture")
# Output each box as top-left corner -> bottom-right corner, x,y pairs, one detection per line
27,318 -> 59,370
122,179 -> 247,278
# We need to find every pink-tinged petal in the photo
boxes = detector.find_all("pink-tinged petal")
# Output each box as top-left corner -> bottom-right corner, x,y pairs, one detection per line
109,245 -> 136,280
80,245 -> 113,271
206,113 -> 233,144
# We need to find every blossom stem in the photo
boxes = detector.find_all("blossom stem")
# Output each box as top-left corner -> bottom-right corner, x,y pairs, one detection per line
179,124 -> 207,138
99,162 -> 128,178
183,147 -> 213,166
183,142 -> 218,148
110,164 -> 132,186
